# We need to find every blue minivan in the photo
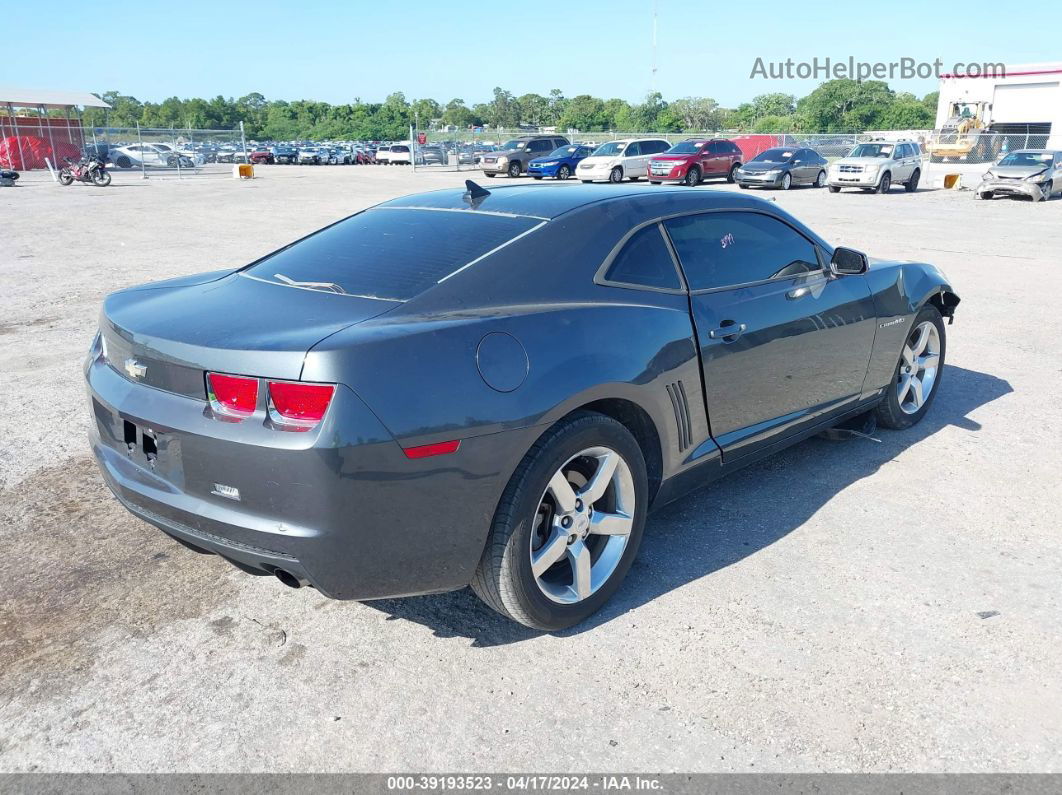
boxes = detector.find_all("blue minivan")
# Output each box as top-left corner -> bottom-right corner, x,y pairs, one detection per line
527,144 -> 594,180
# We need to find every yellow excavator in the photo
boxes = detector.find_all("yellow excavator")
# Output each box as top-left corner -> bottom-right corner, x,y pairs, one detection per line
927,101 -> 993,161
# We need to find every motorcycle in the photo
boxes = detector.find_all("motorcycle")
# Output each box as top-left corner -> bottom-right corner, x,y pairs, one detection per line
58,155 -> 111,187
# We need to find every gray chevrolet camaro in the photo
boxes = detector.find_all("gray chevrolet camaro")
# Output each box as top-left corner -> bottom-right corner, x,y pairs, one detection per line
87,183 -> 960,630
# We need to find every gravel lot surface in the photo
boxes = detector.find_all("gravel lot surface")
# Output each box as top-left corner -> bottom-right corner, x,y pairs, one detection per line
1,164 -> 1059,772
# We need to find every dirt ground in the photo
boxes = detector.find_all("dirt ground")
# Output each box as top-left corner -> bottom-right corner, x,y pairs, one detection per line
1,164 -> 1060,772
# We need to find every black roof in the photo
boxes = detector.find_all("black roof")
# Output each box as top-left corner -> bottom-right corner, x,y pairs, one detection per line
376,183 -> 771,221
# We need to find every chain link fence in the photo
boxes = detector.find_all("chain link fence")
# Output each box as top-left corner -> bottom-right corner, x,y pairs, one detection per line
84,124 -> 248,178
923,130 -> 1051,164
409,128 -> 881,172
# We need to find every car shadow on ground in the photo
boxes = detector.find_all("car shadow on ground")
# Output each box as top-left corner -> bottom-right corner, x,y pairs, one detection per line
364,365 -> 1012,646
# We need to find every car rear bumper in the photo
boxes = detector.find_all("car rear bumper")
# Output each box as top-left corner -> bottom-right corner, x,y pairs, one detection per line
86,348 -> 535,601
976,178 -> 1045,200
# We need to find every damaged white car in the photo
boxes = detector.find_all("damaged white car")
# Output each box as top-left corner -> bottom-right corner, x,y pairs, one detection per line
976,150 -> 1062,202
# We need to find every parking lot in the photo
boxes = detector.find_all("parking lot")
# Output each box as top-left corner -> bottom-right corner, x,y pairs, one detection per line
1,165 -> 1060,772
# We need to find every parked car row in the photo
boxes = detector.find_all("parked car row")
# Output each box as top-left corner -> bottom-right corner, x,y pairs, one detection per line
486,134 -> 1055,200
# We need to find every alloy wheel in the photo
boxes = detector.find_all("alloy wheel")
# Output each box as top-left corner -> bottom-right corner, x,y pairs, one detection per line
781,172 -> 792,190
557,165 -> 570,180
896,321 -> 941,414
529,447 -> 635,604
816,170 -> 826,187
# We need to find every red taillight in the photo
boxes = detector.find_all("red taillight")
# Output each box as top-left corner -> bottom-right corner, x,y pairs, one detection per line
268,381 -> 335,430
207,373 -> 259,417
402,440 -> 461,459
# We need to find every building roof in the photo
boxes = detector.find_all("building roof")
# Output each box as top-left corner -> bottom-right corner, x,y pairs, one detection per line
0,87 -> 110,109
941,62 -> 1062,80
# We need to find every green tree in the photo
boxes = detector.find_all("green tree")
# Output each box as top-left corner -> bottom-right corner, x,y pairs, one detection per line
667,96 -> 723,131
796,79 -> 894,132
557,95 -> 606,131
517,93 -> 550,126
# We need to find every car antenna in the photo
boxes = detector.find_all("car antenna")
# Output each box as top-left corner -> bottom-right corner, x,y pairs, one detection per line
463,179 -> 491,209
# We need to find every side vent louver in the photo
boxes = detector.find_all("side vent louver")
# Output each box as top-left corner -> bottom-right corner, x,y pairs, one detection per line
666,380 -> 692,452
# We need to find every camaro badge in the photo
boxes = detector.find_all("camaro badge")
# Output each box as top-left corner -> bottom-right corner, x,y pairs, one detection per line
124,358 -> 147,379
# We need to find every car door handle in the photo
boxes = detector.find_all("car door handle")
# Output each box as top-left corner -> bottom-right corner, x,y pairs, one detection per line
708,322 -> 747,341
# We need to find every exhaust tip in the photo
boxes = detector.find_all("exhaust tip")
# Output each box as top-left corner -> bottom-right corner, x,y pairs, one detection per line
274,568 -> 302,589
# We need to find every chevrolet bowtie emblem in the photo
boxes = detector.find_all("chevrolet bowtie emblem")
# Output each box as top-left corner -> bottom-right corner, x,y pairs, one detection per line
124,358 -> 147,379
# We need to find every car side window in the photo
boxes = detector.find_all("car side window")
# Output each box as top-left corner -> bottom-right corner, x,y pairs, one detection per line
603,224 -> 681,290
627,142 -> 641,156
663,212 -> 821,291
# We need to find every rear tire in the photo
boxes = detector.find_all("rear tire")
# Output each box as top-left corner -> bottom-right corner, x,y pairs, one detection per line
727,164 -> 739,183
828,185 -> 841,193
471,411 -> 648,631
484,172 -> 496,178
875,305 -> 946,430
649,181 -> 661,185
905,169 -> 920,192
93,171 -> 112,187
815,170 -> 827,188
58,171 -> 74,186
116,156 -> 131,169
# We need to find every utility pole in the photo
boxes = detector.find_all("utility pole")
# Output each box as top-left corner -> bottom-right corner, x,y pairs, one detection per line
650,0 -> 658,94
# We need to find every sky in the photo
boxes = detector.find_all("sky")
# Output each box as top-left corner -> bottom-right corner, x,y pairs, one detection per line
5,0 -> 1061,108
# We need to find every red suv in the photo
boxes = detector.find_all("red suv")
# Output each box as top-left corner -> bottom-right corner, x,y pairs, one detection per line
647,139 -> 742,186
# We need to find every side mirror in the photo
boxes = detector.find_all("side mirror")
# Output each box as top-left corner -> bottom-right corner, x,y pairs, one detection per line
830,247 -> 869,275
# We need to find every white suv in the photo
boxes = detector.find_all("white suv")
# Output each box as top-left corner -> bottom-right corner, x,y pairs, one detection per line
577,138 -> 672,183
827,140 -> 923,193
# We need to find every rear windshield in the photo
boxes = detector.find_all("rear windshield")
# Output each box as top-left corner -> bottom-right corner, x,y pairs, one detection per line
244,208 -> 541,301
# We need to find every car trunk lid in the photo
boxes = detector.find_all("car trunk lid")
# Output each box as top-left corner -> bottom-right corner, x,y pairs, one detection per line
101,271 -> 399,398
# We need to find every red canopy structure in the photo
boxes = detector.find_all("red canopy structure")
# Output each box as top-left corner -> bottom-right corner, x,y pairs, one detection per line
0,88 -> 110,170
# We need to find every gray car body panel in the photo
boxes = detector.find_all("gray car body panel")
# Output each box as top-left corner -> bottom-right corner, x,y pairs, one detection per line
87,184 -> 959,600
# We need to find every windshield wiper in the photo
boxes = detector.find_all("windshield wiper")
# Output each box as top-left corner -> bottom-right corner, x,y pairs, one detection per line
273,273 -> 347,295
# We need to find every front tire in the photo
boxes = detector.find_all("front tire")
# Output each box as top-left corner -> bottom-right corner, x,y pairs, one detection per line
875,305 -> 946,430
683,167 -> 701,187
780,172 -> 792,190
609,166 -> 623,183
507,161 -> 521,178
877,172 -> 892,193
557,164 -> 571,180
58,171 -> 74,186
471,412 -> 648,631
